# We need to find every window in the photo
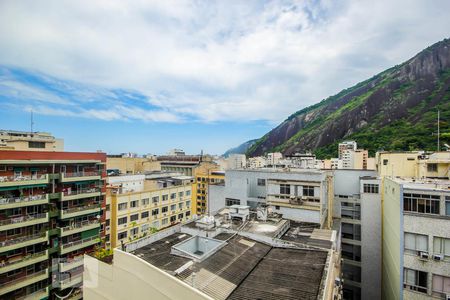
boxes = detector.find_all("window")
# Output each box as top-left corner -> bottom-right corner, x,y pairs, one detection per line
118,203 -> 127,211
226,198 -> 240,206
28,141 -> 45,148
186,201 -> 191,208
433,237 -> 450,257
162,218 -> 168,225
363,184 -> 379,194
303,186 -> 315,197
383,159 -> 388,165
179,192 -> 184,198
130,214 -> 139,222
130,228 -> 138,236
427,163 -> 438,172
178,213 -> 184,220
142,198 -> 149,206
186,211 -> 191,217
170,193 -> 176,199
257,179 -> 266,186
404,232 -> 428,254
404,268 -> 427,293
162,195 -> 168,201
152,196 -> 159,204
170,204 -> 176,211
151,208 -> 159,216
170,215 -> 176,222
162,206 -> 168,213
130,200 -> 139,208
141,224 -> 150,232
118,217 -> 127,225
403,193 -> 440,214
178,203 -> 183,210
432,274 -> 450,296
118,231 -> 127,240
446,196 -> 450,216
185,190 -> 191,196
275,205 -> 280,210
141,211 -> 149,219
280,184 -> 290,195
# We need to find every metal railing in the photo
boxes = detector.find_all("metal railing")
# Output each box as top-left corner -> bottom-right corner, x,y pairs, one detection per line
63,171 -> 100,178
0,232 -> 46,247
61,204 -> 100,215
0,269 -> 47,289
16,286 -> 48,300
62,187 -> 101,196
0,250 -> 47,268
0,213 -> 47,226
60,255 -> 84,268
59,220 -> 99,232
0,194 -> 46,206
0,174 -> 46,183
61,236 -> 99,249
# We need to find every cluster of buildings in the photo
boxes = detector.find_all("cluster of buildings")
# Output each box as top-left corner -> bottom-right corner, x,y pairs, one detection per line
0,129 -> 449,300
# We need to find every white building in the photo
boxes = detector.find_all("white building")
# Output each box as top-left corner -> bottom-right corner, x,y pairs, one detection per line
107,174 -> 146,193
226,154 -> 246,170
247,156 -> 267,169
333,169 -> 381,300
338,141 -> 357,159
267,152 -> 283,165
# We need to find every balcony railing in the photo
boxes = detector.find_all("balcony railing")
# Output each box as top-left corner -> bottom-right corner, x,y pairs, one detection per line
0,194 -> 47,207
0,174 -> 47,183
59,255 -> 84,272
59,219 -> 99,236
0,232 -> 46,248
62,187 -> 101,197
16,286 -> 49,300
0,250 -> 48,274
60,236 -> 100,254
0,269 -> 47,296
0,213 -> 48,227
64,171 -> 100,178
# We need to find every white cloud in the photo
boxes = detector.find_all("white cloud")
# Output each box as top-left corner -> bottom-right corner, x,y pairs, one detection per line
0,0 -> 449,123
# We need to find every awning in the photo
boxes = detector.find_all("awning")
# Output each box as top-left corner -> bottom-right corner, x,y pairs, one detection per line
30,167 -> 40,171
0,184 -> 48,191
13,167 -> 24,171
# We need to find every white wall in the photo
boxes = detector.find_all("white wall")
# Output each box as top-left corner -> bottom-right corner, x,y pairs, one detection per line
208,184 -> 225,215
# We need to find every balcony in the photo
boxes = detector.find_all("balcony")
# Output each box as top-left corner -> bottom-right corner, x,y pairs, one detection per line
59,204 -> 101,219
0,232 -> 48,253
58,220 -> 100,237
0,194 -> 49,209
59,256 -> 84,272
60,187 -> 102,201
17,286 -> 49,300
0,213 -> 48,231
60,172 -> 101,183
59,236 -> 100,255
0,269 -> 48,296
59,273 -> 83,289
0,174 -> 49,188
0,250 -> 48,275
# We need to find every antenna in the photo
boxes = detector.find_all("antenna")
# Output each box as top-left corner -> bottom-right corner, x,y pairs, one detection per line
437,110 -> 440,152
30,109 -> 34,134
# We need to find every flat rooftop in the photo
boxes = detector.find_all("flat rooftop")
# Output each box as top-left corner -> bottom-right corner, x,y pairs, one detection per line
391,177 -> 450,192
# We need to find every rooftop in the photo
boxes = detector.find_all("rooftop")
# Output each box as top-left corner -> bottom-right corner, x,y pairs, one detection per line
391,177 -> 450,192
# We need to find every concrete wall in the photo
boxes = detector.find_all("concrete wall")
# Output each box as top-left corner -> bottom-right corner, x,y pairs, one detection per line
83,250 -> 212,300
360,178 -> 382,300
333,169 -> 376,196
208,184 -> 225,215
382,178 -> 402,300
270,205 -> 320,223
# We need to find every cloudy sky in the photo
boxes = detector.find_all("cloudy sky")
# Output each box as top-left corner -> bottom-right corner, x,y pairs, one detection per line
0,0 -> 449,154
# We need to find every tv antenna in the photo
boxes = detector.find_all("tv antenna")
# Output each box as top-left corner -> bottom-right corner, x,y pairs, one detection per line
30,109 -> 35,134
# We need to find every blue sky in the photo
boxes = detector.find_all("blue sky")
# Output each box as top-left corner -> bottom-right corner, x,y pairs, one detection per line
1,0 -> 450,155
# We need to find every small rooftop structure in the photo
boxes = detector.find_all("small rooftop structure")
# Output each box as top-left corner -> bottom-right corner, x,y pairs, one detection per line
171,235 -> 227,262
228,205 -> 250,221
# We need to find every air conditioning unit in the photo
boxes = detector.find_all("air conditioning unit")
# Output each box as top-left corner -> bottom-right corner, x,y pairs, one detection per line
433,254 -> 444,261
419,251 -> 429,259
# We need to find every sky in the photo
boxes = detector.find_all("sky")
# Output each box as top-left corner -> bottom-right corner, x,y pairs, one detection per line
0,0 -> 449,155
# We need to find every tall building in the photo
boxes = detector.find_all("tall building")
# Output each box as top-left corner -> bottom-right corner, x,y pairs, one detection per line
192,168 -> 225,216
0,150 -> 106,299
338,141 -> 357,159
266,152 -> 283,165
333,170 -> 381,300
0,130 -> 64,152
383,177 -> 450,299
342,149 -> 369,170
108,174 -> 193,248
106,156 -> 160,175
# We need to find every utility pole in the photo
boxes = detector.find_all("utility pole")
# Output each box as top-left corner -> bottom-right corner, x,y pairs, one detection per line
30,109 -> 34,134
437,110 -> 440,151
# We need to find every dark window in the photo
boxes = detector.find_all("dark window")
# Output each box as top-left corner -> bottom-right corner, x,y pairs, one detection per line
170,216 -> 176,222
303,186 -> 315,197
225,198 -> 240,206
141,211 -> 149,218
280,184 -> 290,195
118,217 -> 127,225
178,213 -> 183,220
363,184 -> 379,194
275,205 -> 280,210
257,179 -> 266,186
118,231 -> 127,240
427,163 -> 438,172
162,206 -> 168,213
28,141 -> 45,148
152,209 -> 159,216
383,159 -> 388,165
130,214 -> 139,222
403,268 -> 427,294
403,193 -> 440,215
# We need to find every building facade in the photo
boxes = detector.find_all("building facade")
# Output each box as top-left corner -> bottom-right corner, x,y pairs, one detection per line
0,130 -> 64,152
193,168 -> 224,216
0,150 -> 106,300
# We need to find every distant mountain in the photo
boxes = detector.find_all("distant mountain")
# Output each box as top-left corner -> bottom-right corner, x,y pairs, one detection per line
246,38 -> 450,159
223,139 -> 258,157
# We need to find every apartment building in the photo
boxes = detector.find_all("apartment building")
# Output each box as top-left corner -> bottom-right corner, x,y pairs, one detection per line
193,167 -> 225,216
109,175 -> 193,248
247,156 -> 267,169
0,130 -> 64,152
0,150 -> 106,300
341,149 -> 369,170
338,141 -> 357,159
377,151 -> 450,179
106,156 -> 160,175
383,178 -> 450,299
333,169 -> 381,300
267,152 -> 283,165
224,169 -> 333,228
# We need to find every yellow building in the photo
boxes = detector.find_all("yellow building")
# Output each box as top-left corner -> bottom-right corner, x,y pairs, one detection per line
109,175 -> 193,248
193,167 -> 225,215
376,151 -> 450,178
0,129 -> 64,151
106,156 -> 161,174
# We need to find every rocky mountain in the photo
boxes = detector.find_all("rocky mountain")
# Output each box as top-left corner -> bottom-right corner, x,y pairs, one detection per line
223,139 -> 258,157
246,38 -> 450,159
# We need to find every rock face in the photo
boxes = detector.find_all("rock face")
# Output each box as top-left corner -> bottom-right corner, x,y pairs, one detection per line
247,38 -> 450,158
223,139 -> 258,157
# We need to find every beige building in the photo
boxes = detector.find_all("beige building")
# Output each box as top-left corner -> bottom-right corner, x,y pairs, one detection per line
376,151 -> 450,179
342,149 -> 370,170
0,130 -> 64,151
106,156 -> 160,174
109,175 -> 193,248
